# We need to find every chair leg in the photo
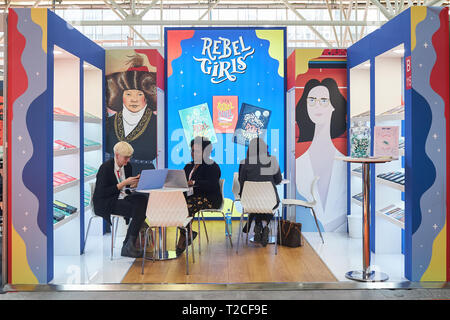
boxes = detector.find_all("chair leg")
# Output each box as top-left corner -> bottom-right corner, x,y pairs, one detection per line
201,211 -> 209,243
197,212 -> 202,255
236,213 -> 244,254
110,217 -> 116,260
185,228 -> 189,275
222,212 -> 233,248
275,212 -> 280,255
83,216 -> 94,254
175,226 -> 179,249
141,228 -> 150,275
114,217 -> 119,248
139,231 -> 143,249
153,229 -> 157,263
311,208 -> 324,244
189,222 -> 195,263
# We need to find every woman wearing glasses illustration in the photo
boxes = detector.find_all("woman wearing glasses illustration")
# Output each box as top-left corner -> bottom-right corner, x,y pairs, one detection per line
295,78 -> 348,232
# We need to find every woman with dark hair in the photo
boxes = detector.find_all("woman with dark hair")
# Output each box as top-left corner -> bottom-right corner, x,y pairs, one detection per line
105,65 -> 158,176
295,78 -> 348,232
238,137 -> 282,247
176,136 -> 222,256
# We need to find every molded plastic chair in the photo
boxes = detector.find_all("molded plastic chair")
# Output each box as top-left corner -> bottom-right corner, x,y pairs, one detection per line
236,181 -> 281,255
230,173 -> 241,216
84,182 -> 142,259
141,190 -> 195,275
190,179 -> 232,254
281,177 -> 324,244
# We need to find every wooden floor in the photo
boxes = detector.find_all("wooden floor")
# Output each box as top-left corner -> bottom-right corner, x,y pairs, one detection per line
122,221 -> 337,284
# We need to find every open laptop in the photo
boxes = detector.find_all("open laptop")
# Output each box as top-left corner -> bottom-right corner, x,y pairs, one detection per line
135,168 -> 188,192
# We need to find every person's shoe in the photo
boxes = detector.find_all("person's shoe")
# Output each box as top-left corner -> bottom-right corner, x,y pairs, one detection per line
261,226 -> 270,247
187,231 -> 198,246
254,222 -> 263,243
176,247 -> 184,257
242,222 -> 249,233
121,236 -> 142,258
176,230 -> 198,256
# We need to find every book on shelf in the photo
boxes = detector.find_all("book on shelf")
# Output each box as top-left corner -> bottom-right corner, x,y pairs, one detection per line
377,171 -> 404,184
53,210 -> 66,222
84,112 -> 100,120
84,138 -> 101,147
352,192 -> 363,202
352,110 -> 370,118
53,200 -> 77,214
54,107 -> 77,117
352,166 -> 363,173
54,140 -> 77,150
84,165 -> 98,177
53,172 -> 77,187
84,191 -> 91,207
379,105 -> 404,115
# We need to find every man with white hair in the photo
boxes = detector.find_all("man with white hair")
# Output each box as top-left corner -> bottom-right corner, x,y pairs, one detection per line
93,141 -> 148,258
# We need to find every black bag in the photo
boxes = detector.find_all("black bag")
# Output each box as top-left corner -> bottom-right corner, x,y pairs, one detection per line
277,219 -> 302,247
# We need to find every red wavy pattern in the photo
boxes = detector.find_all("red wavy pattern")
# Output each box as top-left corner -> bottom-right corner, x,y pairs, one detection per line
7,8 -> 28,282
429,7 -> 450,281
135,49 -> 165,90
166,30 -> 195,78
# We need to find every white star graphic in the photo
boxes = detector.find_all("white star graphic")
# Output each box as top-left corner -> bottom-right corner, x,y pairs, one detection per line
193,92 -> 197,96
25,211 -> 29,216
180,70 -> 183,74
22,150 -> 26,154
18,136 -> 23,141
437,149 -> 441,152
424,42 -> 428,48
433,224 -> 438,230
22,226 -> 28,232
419,64 -> 423,68
433,133 -> 438,139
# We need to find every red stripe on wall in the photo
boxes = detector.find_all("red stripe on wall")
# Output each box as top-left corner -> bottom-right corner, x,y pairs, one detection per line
7,9 -> 29,283
429,7 -> 450,281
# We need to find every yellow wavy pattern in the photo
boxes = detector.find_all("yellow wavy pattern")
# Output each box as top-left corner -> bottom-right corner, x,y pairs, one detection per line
255,30 -> 284,77
31,8 -> 47,53
295,49 -> 324,77
411,6 -> 427,52
11,226 -> 38,284
421,221 -> 447,281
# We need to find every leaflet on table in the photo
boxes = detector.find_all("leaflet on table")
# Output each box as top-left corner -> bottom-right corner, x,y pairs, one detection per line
233,103 -> 271,146
179,103 -> 218,144
374,126 -> 399,159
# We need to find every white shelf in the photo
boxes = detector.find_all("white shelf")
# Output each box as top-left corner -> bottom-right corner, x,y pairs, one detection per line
54,179 -> 79,193
84,117 -> 102,124
351,198 -> 362,207
351,112 -> 404,123
351,170 -> 362,178
54,148 -> 80,157
376,177 -> 404,191
375,210 -> 404,229
53,210 -> 79,230
84,174 -> 96,183
84,145 -> 101,152
54,114 -> 79,122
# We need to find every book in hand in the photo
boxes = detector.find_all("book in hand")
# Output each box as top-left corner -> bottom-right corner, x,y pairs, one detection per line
232,103 -> 271,146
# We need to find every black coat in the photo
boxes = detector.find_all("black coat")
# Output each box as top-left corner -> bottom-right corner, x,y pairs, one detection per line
92,159 -> 132,225
183,161 -> 222,209
238,156 -> 282,205
105,108 -> 157,175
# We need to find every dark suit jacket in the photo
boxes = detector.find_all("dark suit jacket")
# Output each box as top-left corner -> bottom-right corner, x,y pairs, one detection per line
238,156 -> 282,205
93,159 -> 132,225
183,161 -> 222,209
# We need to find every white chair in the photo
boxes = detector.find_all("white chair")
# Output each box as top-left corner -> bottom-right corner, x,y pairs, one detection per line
84,182 -> 142,259
141,190 -> 195,275
190,179 -> 232,253
230,173 -> 241,216
281,177 -> 324,244
236,181 -> 281,255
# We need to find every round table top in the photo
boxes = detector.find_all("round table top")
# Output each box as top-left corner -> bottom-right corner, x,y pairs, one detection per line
280,179 -> 290,185
335,156 -> 393,164
135,187 -> 190,193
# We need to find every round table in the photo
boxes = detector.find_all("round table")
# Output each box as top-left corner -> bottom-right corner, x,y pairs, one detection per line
336,156 -> 392,282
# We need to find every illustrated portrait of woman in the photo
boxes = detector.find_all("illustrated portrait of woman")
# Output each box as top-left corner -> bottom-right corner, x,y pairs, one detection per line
295,78 -> 347,232
105,54 -> 157,175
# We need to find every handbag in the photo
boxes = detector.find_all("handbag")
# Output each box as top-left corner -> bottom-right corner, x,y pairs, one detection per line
276,219 -> 302,247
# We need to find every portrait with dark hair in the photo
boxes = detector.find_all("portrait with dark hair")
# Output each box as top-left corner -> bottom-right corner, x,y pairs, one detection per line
295,76 -> 348,232
105,53 -> 158,175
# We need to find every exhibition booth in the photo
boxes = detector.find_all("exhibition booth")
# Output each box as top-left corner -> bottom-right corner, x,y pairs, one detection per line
1,6 -> 449,287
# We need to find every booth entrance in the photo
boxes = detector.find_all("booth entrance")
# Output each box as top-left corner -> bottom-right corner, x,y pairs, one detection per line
2,6 -> 450,288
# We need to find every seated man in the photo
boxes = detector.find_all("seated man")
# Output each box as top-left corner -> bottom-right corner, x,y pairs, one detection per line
93,141 -> 148,258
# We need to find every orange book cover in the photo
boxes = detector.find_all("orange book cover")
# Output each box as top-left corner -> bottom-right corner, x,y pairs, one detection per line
213,96 -> 238,133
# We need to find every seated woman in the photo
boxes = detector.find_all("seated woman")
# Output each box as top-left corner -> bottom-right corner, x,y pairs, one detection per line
238,137 -> 282,247
176,136 -> 222,256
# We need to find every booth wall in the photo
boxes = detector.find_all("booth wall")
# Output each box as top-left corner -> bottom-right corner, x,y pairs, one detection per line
7,8 -> 104,284
165,27 -> 286,218
290,49 -> 348,232
347,6 -> 449,281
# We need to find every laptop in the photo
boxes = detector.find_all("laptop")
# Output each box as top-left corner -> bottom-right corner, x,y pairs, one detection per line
135,168 -> 188,192
135,169 -> 169,192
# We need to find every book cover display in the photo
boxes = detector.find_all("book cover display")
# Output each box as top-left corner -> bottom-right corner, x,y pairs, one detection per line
213,96 -> 239,133
374,126 -> 399,159
233,103 -> 271,146
179,103 -> 218,144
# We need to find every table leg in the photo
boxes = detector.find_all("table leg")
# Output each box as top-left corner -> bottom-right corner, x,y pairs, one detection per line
345,162 -> 389,282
